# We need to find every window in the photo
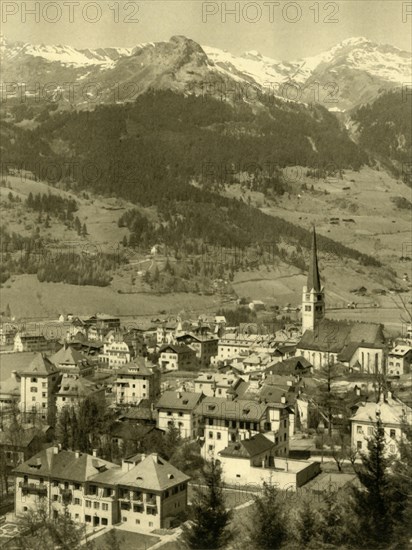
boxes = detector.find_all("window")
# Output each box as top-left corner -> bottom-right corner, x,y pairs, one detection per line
53,495 -> 59,502
102,518 -> 108,526
53,480 -> 58,487
357,426 -> 363,434
357,441 -> 362,450
208,445 -> 213,452
85,500 -> 91,508
102,503 -> 108,511
135,519 -> 140,524
390,429 -> 396,439
305,306 -> 311,312
85,515 -> 91,523
367,427 -> 373,435
209,432 -> 213,439
74,498 -> 81,505
217,432 -> 221,440
31,378 -> 37,383
389,444 -> 395,453
284,420 -> 287,428
149,522 -> 154,528
74,483 -> 80,490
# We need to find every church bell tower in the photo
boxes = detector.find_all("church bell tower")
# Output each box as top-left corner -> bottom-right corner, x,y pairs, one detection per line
302,227 -> 325,333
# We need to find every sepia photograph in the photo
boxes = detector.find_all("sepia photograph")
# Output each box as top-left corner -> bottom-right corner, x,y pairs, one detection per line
0,0 -> 411,548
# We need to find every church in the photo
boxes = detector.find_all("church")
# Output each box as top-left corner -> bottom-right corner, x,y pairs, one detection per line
296,228 -> 386,372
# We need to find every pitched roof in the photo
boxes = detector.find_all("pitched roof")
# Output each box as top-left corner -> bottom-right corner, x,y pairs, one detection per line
307,227 -> 321,292
0,374 -> 21,396
57,376 -> 102,398
219,433 -> 275,459
0,427 -> 40,448
259,386 -> 292,406
50,345 -> 86,366
195,372 -> 240,386
118,404 -> 154,422
389,345 -> 412,356
14,448 -> 117,482
110,422 -> 159,441
351,396 -> 412,425
21,353 -> 57,375
159,343 -> 195,354
264,357 -> 311,375
115,358 -> 155,377
156,391 -> 204,411
298,320 -> 385,354
195,397 -> 267,421
91,453 -> 190,490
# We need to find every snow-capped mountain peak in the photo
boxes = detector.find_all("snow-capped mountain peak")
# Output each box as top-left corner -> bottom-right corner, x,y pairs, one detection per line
1,35 -> 410,110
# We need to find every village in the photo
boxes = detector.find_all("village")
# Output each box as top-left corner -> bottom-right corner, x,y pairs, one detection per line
0,228 -> 411,548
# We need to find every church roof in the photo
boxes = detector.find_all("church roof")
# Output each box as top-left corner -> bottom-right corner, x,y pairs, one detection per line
298,320 -> 385,354
307,227 -> 321,292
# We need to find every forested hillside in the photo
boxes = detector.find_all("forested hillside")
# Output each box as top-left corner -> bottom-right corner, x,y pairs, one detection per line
352,89 -> 412,181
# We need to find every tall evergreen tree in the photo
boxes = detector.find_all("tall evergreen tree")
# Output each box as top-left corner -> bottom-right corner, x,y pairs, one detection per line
57,407 -> 71,450
247,482 -> 288,550
351,415 -> 406,548
181,459 -> 232,549
162,420 -> 182,461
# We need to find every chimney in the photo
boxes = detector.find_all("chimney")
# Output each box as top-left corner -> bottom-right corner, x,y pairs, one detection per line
177,391 -> 182,399
53,445 -> 59,454
11,370 -> 17,381
355,386 -> 361,396
92,449 -> 97,457
281,394 -> 286,404
75,450 -> 80,458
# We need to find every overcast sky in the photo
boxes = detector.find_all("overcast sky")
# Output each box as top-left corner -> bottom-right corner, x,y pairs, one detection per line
2,0 -> 411,58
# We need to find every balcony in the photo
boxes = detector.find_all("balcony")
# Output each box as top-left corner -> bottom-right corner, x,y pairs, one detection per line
131,492 -> 143,502
19,482 -> 47,496
146,497 -> 157,506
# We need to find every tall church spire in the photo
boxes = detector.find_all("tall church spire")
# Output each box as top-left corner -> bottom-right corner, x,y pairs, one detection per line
301,226 -> 325,333
307,226 -> 321,292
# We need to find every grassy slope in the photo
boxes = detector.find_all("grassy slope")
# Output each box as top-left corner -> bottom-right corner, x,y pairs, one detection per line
1,168 -> 410,328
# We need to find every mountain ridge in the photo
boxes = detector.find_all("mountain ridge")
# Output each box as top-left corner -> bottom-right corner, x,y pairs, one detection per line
1,35 -> 410,111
